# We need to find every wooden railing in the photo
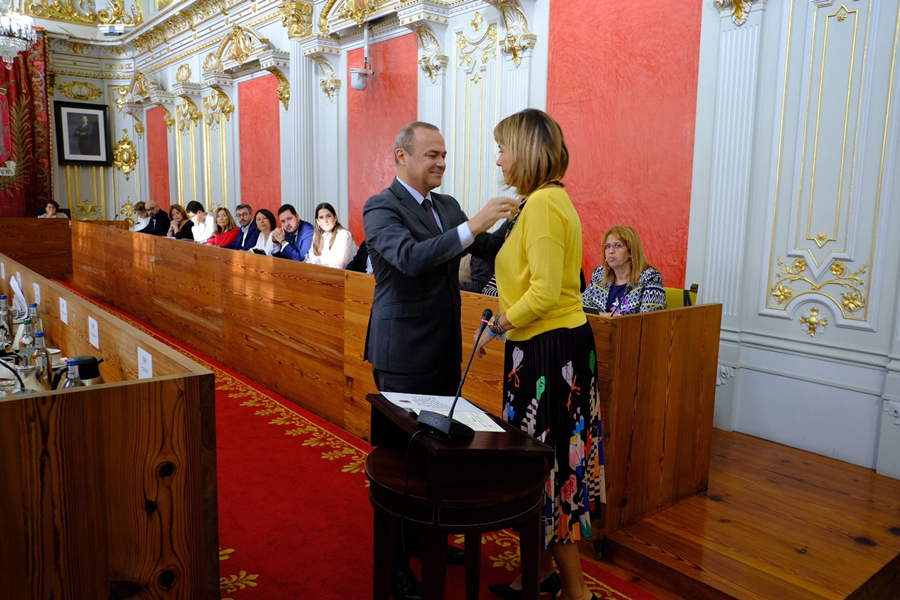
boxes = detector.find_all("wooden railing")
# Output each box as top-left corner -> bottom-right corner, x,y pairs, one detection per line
0,254 -> 219,598
68,220 -> 722,535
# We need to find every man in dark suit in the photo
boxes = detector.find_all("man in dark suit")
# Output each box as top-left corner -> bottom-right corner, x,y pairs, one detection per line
74,115 -> 99,155
363,121 -> 517,600
227,203 -> 260,250
272,204 -> 314,260
142,200 -> 170,236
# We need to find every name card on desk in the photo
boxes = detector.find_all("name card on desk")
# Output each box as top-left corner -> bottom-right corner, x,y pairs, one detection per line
138,347 -> 153,379
88,316 -> 99,349
0,262 -> 4,279
32,283 -> 40,305
59,297 -> 68,324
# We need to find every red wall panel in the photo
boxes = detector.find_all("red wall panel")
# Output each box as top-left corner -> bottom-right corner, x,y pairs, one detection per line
347,33 -> 418,242
547,3 -> 702,287
146,106 -> 171,210
239,74 -> 282,216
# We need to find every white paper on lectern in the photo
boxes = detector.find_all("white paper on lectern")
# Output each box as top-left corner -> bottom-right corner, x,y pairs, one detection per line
409,409 -> 505,433
381,393 -> 482,413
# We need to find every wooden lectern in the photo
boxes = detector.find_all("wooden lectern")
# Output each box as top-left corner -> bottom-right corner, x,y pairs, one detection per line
365,393 -> 555,600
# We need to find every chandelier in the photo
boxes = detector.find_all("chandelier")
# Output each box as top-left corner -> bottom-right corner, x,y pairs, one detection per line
0,0 -> 36,70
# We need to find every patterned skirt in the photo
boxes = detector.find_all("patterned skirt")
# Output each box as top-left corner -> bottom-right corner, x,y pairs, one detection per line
502,322 -> 606,549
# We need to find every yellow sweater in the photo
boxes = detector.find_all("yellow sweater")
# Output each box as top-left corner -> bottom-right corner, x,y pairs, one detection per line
495,187 -> 587,341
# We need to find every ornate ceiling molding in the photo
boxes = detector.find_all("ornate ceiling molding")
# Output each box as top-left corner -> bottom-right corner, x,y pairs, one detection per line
131,0 -> 229,53
98,0 -> 144,25
279,0 -> 313,39
26,0 -> 98,25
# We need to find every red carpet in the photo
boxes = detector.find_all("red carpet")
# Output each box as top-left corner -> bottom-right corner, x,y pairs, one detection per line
58,282 -> 658,600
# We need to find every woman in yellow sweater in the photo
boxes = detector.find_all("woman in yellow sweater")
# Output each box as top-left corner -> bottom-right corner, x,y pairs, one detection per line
476,109 -> 603,600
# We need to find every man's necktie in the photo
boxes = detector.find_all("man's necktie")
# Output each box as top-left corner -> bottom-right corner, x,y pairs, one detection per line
422,196 -> 439,229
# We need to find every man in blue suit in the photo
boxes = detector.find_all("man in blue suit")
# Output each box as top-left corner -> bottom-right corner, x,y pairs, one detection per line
272,204 -> 313,261
227,203 -> 260,250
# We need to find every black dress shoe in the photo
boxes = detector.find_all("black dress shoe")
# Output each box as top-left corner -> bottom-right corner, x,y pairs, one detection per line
488,571 -> 561,599
391,567 -> 423,600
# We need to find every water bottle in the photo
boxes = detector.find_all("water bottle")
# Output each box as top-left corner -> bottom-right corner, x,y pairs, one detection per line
30,332 -> 51,390
28,302 -> 43,335
62,359 -> 84,388
19,318 -> 34,362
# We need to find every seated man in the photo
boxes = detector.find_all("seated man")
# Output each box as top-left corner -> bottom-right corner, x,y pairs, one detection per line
142,200 -> 170,236
272,204 -> 313,261
186,201 -> 215,243
227,203 -> 260,251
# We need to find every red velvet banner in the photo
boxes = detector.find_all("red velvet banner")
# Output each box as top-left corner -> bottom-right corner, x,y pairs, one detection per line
0,32 -> 52,218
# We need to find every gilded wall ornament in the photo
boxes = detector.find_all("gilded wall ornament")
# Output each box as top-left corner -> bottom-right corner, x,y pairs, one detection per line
97,0 -> 143,26
715,0 -> 754,27
799,307 -> 827,337
484,0 -> 535,66
25,0 -> 97,25
203,52 -> 224,74
176,63 -> 193,83
339,0 -> 378,28
471,11 -> 483,31
204,86 -> 234,124
319,0 -> 338,33
770,257 -> 867,317
132,116 -> 145,139
408,22 -> 448,83
178,96 -> 203,133
885,401 -> 900,427
222,23 -> 255,67
457,23 -> 498,69
113,130 -> 138,180
266,68 -> 290,110
279,0 -> 313,39
132,0 -> 229,53
159,105 -> 175,131
310,54 -> 341,102
60,80 -> 101,101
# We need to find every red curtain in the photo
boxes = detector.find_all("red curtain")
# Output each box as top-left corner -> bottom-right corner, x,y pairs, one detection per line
0,31 -> 52,218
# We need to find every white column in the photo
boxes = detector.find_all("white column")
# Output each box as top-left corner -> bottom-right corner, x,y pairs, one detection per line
290,40 -> 316,219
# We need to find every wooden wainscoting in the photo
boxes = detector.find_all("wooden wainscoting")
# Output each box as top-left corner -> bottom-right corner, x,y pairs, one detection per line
0,218 -> 72,279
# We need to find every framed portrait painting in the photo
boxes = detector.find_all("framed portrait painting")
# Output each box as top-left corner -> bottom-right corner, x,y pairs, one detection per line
53,101 -> 113,166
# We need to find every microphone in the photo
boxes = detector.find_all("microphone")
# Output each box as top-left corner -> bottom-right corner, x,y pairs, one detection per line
417,308 -> 492,441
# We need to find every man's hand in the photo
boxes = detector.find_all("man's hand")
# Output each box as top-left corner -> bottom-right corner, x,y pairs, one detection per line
272,228 -> 285,244
468,197 -> 520,237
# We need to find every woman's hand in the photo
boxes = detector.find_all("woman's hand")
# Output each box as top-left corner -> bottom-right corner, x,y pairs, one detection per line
474,327 -> 494,358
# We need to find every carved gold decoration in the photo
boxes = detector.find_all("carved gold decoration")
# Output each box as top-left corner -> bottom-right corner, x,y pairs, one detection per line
485,0 -> 535,66
132,0 -> 229,53
221,23 -> 255,67
800,307 -> 828,337
319,0 -> 338,33
279,0 -> 313,39
408,22 -> 448,83
471,11 -> 483,31
203,52 -> 224,74
204,85 -> 234,124
25,0 -> 97,25
178,96 -> 202,132
115,86 -> 129,111
339,0 -> 378,28
309,54 -> 341,101
770,257 -> 868,317
60,80 -> 101,101
129,71 -> 154,97
176,63 -> 193,83
132,116 -> 145,139
266,68 -> 290,110
457,23 -> 498,68
113,130 -> 138,180
98,0 -> 143,26
159,105 -> 175,131
58,40 -> 89,55
119,197 -> 135,228
714,0 -> 754,27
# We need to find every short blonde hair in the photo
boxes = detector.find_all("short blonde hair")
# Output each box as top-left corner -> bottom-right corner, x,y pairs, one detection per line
213,207 -> 237,234
601,225 -> 654,288
493,109 -> 568,196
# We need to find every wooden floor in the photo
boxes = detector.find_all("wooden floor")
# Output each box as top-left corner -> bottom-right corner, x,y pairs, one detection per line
605,430 -> 900,600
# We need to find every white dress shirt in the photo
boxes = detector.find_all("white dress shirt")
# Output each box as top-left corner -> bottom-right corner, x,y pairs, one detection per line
192,213 -> 216,243
130,215 -> 150,231
251,231 -> 277,256
306,229 -> 356,268
396,177 -> 474,249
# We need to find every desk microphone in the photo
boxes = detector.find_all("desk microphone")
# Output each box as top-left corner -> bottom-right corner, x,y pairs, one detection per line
417,308 -> 492,440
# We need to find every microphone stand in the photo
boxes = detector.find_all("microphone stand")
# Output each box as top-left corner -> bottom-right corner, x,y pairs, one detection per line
416,309 -> 493,441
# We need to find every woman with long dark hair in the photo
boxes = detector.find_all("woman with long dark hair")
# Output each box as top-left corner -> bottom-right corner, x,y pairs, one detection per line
305,202 -> 356,268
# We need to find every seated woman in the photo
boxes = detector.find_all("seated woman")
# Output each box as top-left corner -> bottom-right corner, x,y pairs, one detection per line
205,207 -> 240,247
305,202 -> 355,268
39,200 -> 69,219
166,204 -> 194,240
250,209 -> 278,256
129,201 -> 150,231
581,225 -> 666,315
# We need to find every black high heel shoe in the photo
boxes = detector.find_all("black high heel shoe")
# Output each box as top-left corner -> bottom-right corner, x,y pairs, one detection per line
488,571 -> 562,599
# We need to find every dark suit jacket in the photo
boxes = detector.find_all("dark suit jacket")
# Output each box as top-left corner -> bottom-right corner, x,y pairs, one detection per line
144,211 -> 170,236
274,221 -> 314,261
363,178 -> 504,375
228,221 -> 260,250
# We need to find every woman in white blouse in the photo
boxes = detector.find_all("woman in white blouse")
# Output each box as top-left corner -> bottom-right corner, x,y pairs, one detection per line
129,201 -> 150,231
306,203 -> 356,269
250,208 -> 278,256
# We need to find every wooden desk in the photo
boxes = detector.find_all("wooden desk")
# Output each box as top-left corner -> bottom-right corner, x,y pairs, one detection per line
66,221 -> 722,538
0,253 -> 219,599
0,218 -> 72,279
366,393 -> 553,600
